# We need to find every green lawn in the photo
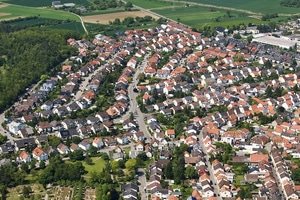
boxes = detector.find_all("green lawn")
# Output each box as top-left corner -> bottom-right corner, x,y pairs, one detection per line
186,0 -> 300,14
0,5 -> 80,21
82,157 -> 106,177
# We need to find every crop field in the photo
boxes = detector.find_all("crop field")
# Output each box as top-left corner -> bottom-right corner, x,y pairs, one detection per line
49,22 -> 86,34
1,0 -> 89,7
0,5 -> 80,21
153,5 -> 263,28
82,8 -> 126,16
82,10 -> 159,24
123,0 -> 184,9
186,0 -> 300,14
7,17 -> 54,26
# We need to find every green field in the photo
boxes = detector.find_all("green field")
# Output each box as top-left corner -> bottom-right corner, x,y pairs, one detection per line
123,0 -> 184,9
49,21 -> 86,34
81,8 -> 126,16
187,0 -> 300,14
1,0 -> 89,7
153,5 -> 263,29
82,157 -> 106,177
0,5 -> 80,21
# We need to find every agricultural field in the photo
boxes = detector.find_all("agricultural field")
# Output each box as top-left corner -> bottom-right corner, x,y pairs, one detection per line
122,0 -> 184,9
81,8 -> 126,16
49,21 -> 86,34
82,10 -> 159,24
153,5 -> 263,29
184,0 -> 300,15
1,0 -> 89,7
0,4 -> 80,21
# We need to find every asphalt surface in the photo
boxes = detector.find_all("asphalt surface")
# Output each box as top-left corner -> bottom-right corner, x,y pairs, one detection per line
199,129 -> 221,200
114,54 -> 152,141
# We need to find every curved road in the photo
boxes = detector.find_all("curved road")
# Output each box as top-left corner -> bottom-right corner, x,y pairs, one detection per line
114,54 -> 152,141
70,12 -> 88,35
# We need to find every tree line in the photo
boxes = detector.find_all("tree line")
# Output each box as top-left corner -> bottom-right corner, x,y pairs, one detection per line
280,0 -> 300,7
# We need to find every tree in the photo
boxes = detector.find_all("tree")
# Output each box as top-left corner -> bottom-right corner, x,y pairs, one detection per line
233,33 -> 241,39
111,160 -> 120,173
88,145 -> 98,157
21,163 -> 30,174
39,161 -> 46,169
125,159 -> 137,171
70,149 -> 84,161
185,166 -> 198,179
136,152 -> 148,161
247,35 -> 253,43
291,168 -> 300,184
265,86 -> 273,98
163,162 -> 173,179
84,156 -> 93,165
48,136 -> 61,148
293,84 -> 299,92
226,10 -> 231,18
72,136 -> 81,144
122,17 -> 134,26
173,156 -> 185,184
22,186 -> 31,198
113,18 -> 121,25
0,135 -> 7,145
40,74 -> 50,82
124,2 -> 133,10
0,184 -> 7,200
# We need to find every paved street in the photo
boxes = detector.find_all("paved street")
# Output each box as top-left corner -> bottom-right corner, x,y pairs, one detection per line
199,129 -> 221,200
0,113 -> 15,144
136,168 -> 147,200
114,54 -> 152,141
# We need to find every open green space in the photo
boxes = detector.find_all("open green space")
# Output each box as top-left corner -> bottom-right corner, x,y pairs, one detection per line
1,0 -> 89,7
82,157 -> 106,177
186,0 -> 300,14
153,5 -> 263,29
124,0 -> 183,9
0,5 -> 80,21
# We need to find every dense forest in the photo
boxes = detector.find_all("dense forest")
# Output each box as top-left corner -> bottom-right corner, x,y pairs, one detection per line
0,27 -> 80,113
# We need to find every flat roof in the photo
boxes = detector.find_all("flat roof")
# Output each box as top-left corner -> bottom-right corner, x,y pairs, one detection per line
253,35 -> 297,49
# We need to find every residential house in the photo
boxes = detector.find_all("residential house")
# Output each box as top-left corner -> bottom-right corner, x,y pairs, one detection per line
57,143 -> 70,154
92,137 -> 104,148
135,141 -> 144,151
70,143 -> 80,152
17,127 -> 34,138
18,151 -> 31,163
121,183 -> 139,200
14,138 -> 36,151
32,147 -> 48,161
133,131 -> 145,141
95,111 -> 110,122
165,129 -> 175,139
8,121 -> 25,135
78,139 -> 90,151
